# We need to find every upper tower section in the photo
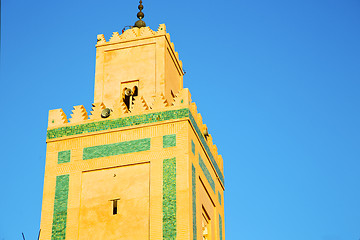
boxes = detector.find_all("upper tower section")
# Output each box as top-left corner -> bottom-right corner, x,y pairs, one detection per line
94,24 -> 184,107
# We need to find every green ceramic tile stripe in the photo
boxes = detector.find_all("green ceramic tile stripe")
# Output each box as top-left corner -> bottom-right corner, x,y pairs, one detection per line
219,214 -> 223,240
47,108 -> 189,140
48,107 -> 224,184
163,157 -> 176,239
189,112 -> 224,186
51,174 -> 69,240
199,154 -> 215,193
58,150 -> 70,164
163,134 -> 176,148
218,191 -> 222,205
192,164 -> 197,240
191,140 -> 195,155
83,138 -> 150,160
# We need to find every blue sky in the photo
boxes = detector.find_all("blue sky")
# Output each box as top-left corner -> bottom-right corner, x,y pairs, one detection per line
1,0 -> 360,239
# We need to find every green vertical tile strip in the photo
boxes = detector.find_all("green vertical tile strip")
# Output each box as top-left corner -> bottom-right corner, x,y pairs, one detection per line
83,138 -> 150,160
192,164 -> 197,240
191,140 -> 195,155
163,157 -> 176,239
46,107 -> 225,186
189,111 -> 224,186
163,134 -> 176,148
218,191 -> 222,205
198,154 -> 215,193
219,214 -> 223,240
51,174 -> 69,240
58,150 -> 70,164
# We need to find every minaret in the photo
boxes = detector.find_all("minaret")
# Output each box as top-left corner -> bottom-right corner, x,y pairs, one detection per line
40,2 -> 225,239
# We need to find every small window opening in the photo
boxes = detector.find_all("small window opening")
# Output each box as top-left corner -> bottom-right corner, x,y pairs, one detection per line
123,87 -> 139,111
133,86 -> 138,96
113,200 -> 117,215
202,207 -> 211,240
110,198 -> 120,215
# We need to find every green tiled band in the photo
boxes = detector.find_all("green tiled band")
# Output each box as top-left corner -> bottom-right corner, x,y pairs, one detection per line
47,107 -> 224,185
199,154 -> 215,193
83,138 -> 150,160
218,191 -> 222,205
47,108 -> 189,139
163,157 -> 176,239
192,164 -> 197,240
51,174 -> 69,240
189,112 -> 224,186
219,214 -> 223,240
163,134 -> 176,148
58,150 -> 70,164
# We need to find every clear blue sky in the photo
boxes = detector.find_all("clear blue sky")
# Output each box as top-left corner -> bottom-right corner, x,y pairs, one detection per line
1,0 -> 360,239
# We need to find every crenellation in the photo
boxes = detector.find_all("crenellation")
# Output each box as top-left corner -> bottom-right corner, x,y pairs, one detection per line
95,24 -> 183,77
218,155 -> 224,172
45,89 -> 224,186
139,27 -> 156,37
212,141 -> 220,162
131,96 -> 149,114
205,131 -> 222,175
111,98 -> 129,117
165,33 -> 171,42
46,90 -> 221,164
109,32 -> 122,43
157,23 -> 166,33
179,60 -> 183,69
173,88 -> 192,107
70,105 -> 88,123
189,102 -> 197,117
213,144 -> 218,157
96,34 -> 106,44
89,102 -> 106,120
102,25 -> 165,45
48,109 -> 68,127
197,114 -> 205,134
207,134 -> 214,148
42,20 -> 225,240
151,93 -> 169,110
187,101 -> 225,185
121,28 -> 138,40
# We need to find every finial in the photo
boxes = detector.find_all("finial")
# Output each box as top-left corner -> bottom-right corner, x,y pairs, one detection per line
134,0 -> 146,28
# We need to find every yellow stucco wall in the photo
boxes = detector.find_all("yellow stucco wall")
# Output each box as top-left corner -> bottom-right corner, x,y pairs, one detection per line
40,24 -> 224,240
94,24 -> 183,107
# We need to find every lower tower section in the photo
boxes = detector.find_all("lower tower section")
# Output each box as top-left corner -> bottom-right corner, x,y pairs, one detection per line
40,24 -> 225,240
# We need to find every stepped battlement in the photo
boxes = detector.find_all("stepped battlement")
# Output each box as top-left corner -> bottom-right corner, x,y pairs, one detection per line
96,24 -> 183,71
47,88 -> 224,181
41,13 -> 225,238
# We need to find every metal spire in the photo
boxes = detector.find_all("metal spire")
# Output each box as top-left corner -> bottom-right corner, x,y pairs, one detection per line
134,0 -> 146,28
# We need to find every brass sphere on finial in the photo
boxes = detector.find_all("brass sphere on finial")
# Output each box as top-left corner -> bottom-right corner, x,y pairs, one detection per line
134,0 -> 146,28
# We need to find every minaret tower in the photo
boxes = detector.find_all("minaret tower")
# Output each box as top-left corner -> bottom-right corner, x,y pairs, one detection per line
40,2 -> 225,239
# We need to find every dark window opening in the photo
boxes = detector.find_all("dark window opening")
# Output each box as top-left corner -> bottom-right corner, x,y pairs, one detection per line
123,87 -> 139,111
111,199 -> 119,215
133,86 -> 138,96
113,200 -> 117,215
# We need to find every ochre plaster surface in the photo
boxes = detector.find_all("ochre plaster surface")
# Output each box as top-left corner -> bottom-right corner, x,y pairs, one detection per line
94,24 -> 184,107
40,24 -> 225,240
79,163 -> 150,239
